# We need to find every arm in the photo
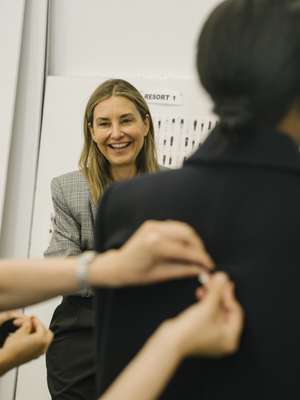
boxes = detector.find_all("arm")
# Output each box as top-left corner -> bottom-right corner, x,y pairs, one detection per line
0,221 -> 214,310
100,273 -> 244,400
45,176 -> 82,257
100,321 -> 181,400
0,256 -> 82,310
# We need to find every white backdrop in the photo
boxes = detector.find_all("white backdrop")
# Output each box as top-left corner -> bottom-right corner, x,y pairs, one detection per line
48,0 -> 222,77
0,0 -> 25,233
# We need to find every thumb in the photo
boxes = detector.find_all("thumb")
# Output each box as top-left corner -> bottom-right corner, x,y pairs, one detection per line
202,272 -> 229,310
30,317 -> 46,336
223,282 -> 239,310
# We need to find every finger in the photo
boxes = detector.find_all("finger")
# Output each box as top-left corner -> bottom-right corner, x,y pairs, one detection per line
222,283 -> 235,307
45,330 -> 54,348
155,240 -> 214,270
144,220 -> 215,269
195,287 -> 205,300
222,283 -> 241,314
219,281 -> 244,339
13,317 -> 28,327
195,274 -> 214,300
222,289 -> 244,350
31,316 -> 47,336
0,310 -> 23,325
35,328 -> 54,353
0,312 -> 12,325
160,221 -> 212,254
149,264 -> 205,283
198,271 -> 212,286
130,221 -> 215,271
6,310 -> 24,319
15,318 -> 32,334
159,220 -> 204,246
222,283 -> 244,328
201,272 -> 230,310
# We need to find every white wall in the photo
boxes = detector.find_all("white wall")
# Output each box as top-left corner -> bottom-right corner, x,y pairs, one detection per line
0,0 -> 48,258
0,0 -> 25,234
0,0 -> 49,399
48,0 -> 220,78
0,1 -> 222,399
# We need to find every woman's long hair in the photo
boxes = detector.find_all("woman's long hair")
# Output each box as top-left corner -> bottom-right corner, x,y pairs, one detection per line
79,79 -> 159,203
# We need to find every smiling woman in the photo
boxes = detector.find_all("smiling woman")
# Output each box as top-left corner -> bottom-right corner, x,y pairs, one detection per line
81,79 -> 159,202
44,79 -> 160,400
90,96 -> 150,181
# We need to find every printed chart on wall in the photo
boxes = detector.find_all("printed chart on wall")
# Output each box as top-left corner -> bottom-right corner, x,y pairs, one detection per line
153,115 -> 216,168
142,86 -> 217,168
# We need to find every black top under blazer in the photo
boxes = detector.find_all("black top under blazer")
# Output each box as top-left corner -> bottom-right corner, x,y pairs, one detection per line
94,126 -> 300,399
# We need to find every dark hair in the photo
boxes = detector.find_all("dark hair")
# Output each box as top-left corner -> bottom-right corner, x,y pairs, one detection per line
196,0 -> 300,137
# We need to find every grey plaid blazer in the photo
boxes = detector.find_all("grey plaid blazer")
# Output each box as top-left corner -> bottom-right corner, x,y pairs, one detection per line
44,167 -> 166,283
44,170 -> 97,295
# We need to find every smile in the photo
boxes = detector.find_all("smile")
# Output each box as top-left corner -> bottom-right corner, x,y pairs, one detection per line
108,142 -> 132,149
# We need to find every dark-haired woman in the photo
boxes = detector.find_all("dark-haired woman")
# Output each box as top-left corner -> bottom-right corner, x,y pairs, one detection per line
193,3 -> 300,394
93,1 -> 300,398
198,0 -> 300,395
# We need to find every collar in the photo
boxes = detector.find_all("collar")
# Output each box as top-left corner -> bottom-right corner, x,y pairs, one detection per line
186,125 -> 300,173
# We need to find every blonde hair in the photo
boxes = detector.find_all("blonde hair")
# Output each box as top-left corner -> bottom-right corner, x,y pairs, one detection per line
79,79 -> 159,203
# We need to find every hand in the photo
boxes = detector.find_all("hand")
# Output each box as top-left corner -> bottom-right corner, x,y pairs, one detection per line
89,220 -> 215,287
169,272 -> 244,359
2,316 -> 53,369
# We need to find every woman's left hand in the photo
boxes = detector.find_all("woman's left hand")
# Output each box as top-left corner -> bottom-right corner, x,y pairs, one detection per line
168,272 -> 244,359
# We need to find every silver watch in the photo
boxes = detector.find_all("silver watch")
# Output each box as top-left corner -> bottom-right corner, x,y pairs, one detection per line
76,251 -> 97,291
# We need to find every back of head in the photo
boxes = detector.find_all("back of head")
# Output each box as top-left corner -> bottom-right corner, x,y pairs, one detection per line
197,0 -> 300,137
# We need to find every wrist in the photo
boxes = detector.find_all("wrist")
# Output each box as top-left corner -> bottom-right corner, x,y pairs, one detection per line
153,320 -> 186,365
160,318 -> 193,361
87,249 -> 120,287
76,251 -> 97,290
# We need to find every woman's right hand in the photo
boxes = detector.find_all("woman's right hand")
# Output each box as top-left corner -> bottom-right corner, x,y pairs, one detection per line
89,220 -> 215,287
167,272 -> 244,359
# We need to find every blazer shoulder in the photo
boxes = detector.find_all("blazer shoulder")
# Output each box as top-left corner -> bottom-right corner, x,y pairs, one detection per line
50,170 -> 90,200
51,170 -> 87,186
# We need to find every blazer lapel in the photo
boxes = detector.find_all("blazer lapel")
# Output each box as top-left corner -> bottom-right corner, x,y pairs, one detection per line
89,195 -> 98,225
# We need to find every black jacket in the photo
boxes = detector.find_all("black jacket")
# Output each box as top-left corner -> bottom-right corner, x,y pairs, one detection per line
94,126 -> 300,399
